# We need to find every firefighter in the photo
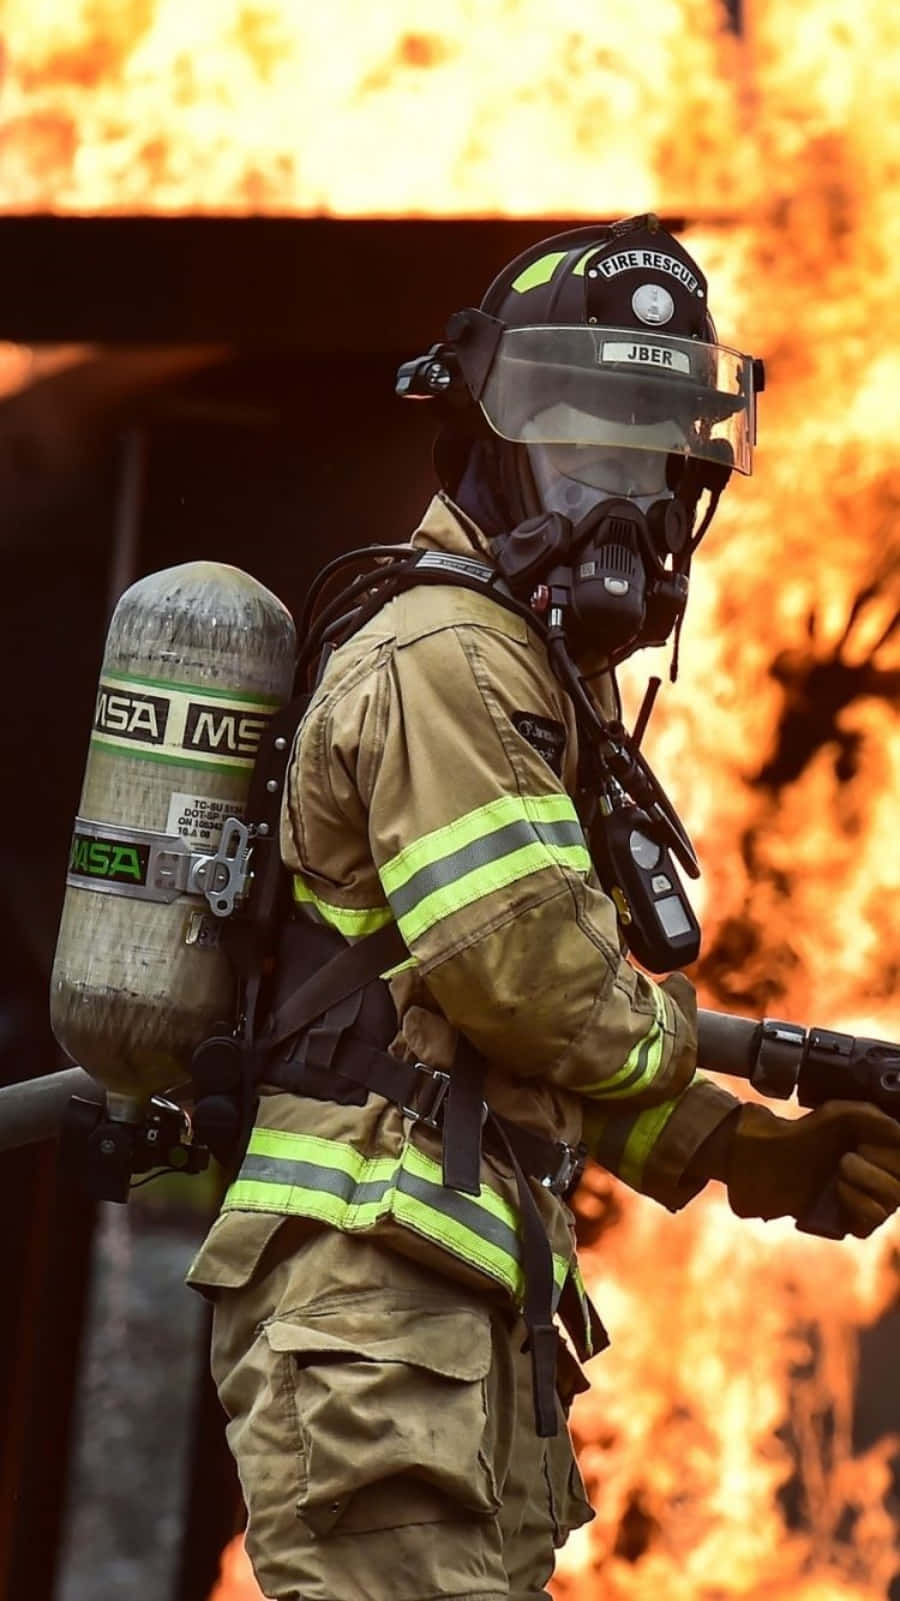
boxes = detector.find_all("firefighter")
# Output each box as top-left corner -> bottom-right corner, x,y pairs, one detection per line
187,216 -> 900,1601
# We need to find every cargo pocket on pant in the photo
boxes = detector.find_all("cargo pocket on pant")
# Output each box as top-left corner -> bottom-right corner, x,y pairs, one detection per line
548,1344 -> 594,1546
263,1299 -> 501,1537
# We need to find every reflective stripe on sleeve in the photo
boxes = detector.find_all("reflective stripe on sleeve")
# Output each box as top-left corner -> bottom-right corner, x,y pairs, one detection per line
578,982 -> 668,1101
589,1071 -> 709,1191
292,875 -> 394,938
222,1126 -> 571,1306
379,793 -> 591,944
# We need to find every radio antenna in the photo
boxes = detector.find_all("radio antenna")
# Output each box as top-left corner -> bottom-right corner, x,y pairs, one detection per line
632,676 -> 662,750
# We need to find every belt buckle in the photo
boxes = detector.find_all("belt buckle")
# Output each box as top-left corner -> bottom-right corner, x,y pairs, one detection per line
401,1063 -> 451,1129
543,1141 -> 585,1197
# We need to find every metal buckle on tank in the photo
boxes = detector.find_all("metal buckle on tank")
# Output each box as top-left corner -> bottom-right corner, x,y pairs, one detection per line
67,815 -> 251,913
188,817 -> 251,918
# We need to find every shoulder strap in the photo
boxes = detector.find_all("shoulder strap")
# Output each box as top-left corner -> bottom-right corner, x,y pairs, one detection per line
259,920 -> 407,1052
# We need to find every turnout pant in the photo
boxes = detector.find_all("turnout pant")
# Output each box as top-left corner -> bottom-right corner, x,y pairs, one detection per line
210,1223 -> 594,1601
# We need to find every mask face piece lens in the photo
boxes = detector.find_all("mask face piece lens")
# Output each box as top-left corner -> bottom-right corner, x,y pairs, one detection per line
528,441 -> 672,522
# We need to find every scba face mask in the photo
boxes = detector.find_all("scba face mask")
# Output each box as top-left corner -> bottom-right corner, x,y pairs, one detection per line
395,215 -> 763,665
527,438 -> 674,520
478,319 -> 756,663
491,480 -> 696,666
508,412 -> 700,664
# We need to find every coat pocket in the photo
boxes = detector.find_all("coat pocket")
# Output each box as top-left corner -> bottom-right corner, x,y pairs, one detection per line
263,1300 -> 500,1535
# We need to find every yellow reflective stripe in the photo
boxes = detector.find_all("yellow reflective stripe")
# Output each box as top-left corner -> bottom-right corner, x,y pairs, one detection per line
619,1097 -> 682,1189
589,1070 -> 710,1192
293,875 -> 393,937
611,1075 -> 704,1191
223,1127 -> 571,1304
397,840 -> 589,944
380,793 -> 589,942
579,984 -> 668,1100
567,1257 -> 596,1357
571,246 -> 600,277
381,792 -> 579,895
510,250 -> 568,294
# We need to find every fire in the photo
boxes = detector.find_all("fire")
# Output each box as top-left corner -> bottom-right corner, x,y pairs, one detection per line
6,0 -> 900,1598
0,0 -> 748,217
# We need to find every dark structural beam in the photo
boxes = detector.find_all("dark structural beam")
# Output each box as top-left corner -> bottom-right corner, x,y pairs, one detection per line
0,214 -> 687,349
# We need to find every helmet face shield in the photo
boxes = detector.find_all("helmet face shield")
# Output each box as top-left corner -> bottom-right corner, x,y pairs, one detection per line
476,324 -> 758,475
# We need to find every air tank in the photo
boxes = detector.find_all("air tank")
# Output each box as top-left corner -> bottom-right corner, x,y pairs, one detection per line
50,562 -> 296,1100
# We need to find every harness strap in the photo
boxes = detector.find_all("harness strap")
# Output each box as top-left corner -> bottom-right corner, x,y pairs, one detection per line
256,919 -> 600,1436
260,921 -> 407,1052
263,1046 -> 584,1200
440,1036 -> 485,1195
484,1110 -> 560,1438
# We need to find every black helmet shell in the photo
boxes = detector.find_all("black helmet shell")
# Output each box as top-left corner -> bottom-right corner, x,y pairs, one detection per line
480,214 -> 714,343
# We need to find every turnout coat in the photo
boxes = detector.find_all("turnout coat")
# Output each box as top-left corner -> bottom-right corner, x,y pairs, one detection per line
189,493 -> 740,1319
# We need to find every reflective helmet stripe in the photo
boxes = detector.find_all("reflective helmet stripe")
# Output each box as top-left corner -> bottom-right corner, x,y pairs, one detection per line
510,249 -> 568,294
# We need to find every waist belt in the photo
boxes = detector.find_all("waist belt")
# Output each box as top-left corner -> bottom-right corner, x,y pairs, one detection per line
263,1047 -> 587,1200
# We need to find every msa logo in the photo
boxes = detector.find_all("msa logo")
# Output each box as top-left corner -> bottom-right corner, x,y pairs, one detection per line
183,703 -> 270,759
94,686 -> 169,745
70,833 -> 150,885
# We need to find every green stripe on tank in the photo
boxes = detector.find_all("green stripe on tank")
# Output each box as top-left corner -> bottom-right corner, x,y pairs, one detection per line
101,667 -> 282,706
89,736 -> 254,776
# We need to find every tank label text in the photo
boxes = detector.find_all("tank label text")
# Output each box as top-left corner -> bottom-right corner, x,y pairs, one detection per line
166,791 -> 246,847
94,687 -> 169,744
91,671 -> 279,773
69,830 -> 150,886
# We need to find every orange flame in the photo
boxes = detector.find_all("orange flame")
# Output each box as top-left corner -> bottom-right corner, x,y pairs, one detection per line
0,0 -> 749,217
5,2 -> 899,1599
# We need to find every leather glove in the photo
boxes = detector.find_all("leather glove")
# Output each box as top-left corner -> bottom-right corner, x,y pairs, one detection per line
690,1101 -> 900,1237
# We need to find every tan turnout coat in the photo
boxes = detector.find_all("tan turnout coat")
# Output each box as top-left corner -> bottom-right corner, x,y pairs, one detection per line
189,493 -> 739,1311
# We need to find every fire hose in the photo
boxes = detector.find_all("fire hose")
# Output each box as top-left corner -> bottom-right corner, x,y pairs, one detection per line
0,1065 -> 102,1154
1,1013 -> 898,1230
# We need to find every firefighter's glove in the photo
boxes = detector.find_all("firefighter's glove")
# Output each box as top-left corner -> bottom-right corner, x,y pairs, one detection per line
724,1101 -> 900,1237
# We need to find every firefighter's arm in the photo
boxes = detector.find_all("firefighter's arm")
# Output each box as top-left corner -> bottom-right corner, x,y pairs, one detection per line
350,604 -> 707,1119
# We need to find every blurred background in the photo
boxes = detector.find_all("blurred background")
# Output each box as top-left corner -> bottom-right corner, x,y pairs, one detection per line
0,1 -> 898,1598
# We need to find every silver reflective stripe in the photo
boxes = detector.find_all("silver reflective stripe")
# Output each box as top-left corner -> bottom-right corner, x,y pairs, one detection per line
388,815 -> 587,920
416,551 -> 496,583
238,1150 -> 523,1261
223,1128 -> 572,1305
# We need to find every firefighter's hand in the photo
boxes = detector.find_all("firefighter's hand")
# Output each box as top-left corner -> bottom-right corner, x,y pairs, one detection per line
725,1101 -> 900,1236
